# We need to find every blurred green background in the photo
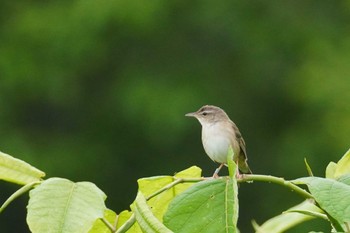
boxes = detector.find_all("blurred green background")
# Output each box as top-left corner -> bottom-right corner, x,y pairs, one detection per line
1,1 -> 350,232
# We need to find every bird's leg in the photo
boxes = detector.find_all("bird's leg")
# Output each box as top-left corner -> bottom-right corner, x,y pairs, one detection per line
235,169 -> 243,179
234,158 -> 242,179
233,156 -> 242,179
212,163 -> 225,178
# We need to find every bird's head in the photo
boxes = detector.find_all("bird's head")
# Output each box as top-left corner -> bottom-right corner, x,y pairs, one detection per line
185,105 -> 229,125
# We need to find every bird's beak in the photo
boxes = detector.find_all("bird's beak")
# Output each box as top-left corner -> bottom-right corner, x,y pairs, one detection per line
185,112 -> 197,117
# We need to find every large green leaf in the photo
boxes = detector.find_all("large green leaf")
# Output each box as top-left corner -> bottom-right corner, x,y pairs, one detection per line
0,150 -> 45,185
163,178 -> 238,233
294,177 -> 350,224
252,200 -> 324,233
27,178 -> 107,233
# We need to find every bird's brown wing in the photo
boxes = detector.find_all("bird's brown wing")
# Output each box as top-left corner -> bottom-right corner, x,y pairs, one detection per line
232,122 -> 252,174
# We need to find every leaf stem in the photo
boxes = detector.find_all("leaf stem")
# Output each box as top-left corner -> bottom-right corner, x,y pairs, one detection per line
0,181 -> 40,214
146,177 -> 205,201
115,214 -> 136,233
101,217 -> 115,232
238,174 -> 313,199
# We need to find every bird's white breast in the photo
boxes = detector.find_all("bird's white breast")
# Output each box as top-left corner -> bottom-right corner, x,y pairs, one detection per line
201,122 -> 239,164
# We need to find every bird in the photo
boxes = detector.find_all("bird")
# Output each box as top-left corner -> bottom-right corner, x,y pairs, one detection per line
185,105 -> 252,177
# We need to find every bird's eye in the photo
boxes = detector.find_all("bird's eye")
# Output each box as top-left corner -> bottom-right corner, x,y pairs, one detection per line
202,112 -> 207,116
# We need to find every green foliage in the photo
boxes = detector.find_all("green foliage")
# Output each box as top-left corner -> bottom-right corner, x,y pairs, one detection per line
252,200 -> 324,233
132,192 -> 172,233
294,177 -> 350,230
326,148 -> 350,179
89,209 -> 117,233
126,166 -> 203,233
0,149 -> 349,232
27,178 -> 107,233
253,149 -> 350,232
137,166 -> 202,219
163,178 -> 238,233
0,150 -> 45,185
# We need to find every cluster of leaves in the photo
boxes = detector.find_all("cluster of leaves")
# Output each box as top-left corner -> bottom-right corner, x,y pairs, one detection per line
253,149 -> 350,232
0,148 -> 239,233
0,147 -> 349,232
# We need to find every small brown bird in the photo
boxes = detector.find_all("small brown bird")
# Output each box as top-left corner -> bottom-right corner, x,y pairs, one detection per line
186,105 -> 252,177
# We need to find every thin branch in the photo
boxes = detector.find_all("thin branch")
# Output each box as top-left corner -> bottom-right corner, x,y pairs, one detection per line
101,217 -> 115,232
115,214 -> 136,233
238,174 -> 313,199
283,209 -> 328,220
0,181 -> 40,214
146,177 -> 205,201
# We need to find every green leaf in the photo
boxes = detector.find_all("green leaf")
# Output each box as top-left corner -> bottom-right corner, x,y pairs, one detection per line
325,162 -> 337,179
138,166 -> 202,196
89,209 -> 117,233
252,200 -> 324,233
163,178 -> 238,233
226,146 -> 239,229
326,148 -> 350,179
174,166 -> 202,179
304,158 -> 314,176
131,192 -> 173,233
137,166 -> 202,219
337,174 -> 350,186
115,211 -> 140,233
0,150 -> 45,185
227,145 -> 235,178
27,178 -> 107,233
334,148 -> 350,178
294,177 -> 350,224
118,166 -> 202,233
116,210 -> 133,229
